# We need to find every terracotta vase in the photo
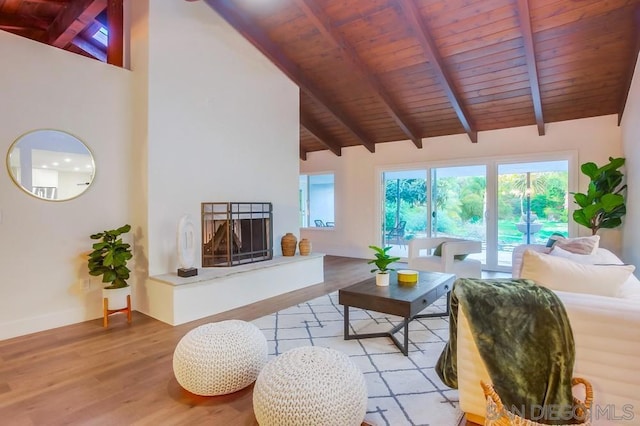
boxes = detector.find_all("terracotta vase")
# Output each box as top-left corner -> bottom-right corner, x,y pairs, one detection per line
281,233 -> 297,256
299,238 -> 311,256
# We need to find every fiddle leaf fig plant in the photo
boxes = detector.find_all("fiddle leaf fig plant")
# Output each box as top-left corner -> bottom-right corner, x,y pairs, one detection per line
368,245 -> 401,274
572,157 -> 626,235
88,224 -> 133,289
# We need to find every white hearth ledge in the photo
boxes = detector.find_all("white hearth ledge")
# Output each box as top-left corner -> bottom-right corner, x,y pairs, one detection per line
145,253 -> 325,325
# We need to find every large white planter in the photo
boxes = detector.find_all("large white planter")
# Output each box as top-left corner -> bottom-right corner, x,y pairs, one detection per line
102,286 -> 131,310
375,272 -> 390,287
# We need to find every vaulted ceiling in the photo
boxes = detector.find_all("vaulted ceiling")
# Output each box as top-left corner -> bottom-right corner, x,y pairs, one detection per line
0,0 -> 123,65
3,0 -> 639,159
202,0 -> 640,159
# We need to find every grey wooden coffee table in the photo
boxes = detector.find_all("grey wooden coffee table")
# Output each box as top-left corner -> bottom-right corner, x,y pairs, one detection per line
338,271 -> 455,356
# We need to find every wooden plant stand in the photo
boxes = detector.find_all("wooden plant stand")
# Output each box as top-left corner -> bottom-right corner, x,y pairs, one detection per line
103,295 -> 132,328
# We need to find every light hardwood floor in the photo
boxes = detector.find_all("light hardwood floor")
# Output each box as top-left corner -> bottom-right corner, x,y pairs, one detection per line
0,256 -> 487,425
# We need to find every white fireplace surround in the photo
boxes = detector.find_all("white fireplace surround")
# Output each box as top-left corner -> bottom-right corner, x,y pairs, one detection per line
145,253 -> 325,325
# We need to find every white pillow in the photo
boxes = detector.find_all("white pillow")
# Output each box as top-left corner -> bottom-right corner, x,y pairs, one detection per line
520,249 -> 635,297
549,246 -> 640,299
549,245 -> 621,265
550,235 -> 600,255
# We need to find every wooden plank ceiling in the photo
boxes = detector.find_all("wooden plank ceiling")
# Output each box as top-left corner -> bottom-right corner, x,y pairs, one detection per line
203,0 -> 640,158
0,0 -> 122,65
2,0 -> 638,157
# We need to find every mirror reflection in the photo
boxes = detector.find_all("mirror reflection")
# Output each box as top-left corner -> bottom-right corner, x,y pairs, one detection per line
6,129 -> 95,201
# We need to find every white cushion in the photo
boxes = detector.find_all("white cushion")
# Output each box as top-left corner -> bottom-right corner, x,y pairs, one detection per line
549,245 -> 620,264
550,235 -> 600,254
549,246 -> 640,299
520,249 -> 635,297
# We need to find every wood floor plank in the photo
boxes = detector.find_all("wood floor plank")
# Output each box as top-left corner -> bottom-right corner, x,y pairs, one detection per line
0,255 -> 375,424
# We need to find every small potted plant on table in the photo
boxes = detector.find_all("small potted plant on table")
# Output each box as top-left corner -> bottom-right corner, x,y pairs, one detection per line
368,245 -> 401,287
88,224 -> 133,327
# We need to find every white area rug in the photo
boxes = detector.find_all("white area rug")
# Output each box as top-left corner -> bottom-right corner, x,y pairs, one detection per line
251,292 -> 462,426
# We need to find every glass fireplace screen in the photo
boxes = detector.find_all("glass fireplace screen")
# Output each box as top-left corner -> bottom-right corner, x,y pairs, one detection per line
202,202 -> 273,267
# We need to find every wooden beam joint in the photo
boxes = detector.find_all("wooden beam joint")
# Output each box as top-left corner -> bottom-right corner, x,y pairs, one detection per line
516,0 -> 545,136
301,114 -> 342,157
294,0 -> 422,148
618,5 -> 640,126
202,0 -> 375,153
107,0 -> 124,66
398,0 -> 477,143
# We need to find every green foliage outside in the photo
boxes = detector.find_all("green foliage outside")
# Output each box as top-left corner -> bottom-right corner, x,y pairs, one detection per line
384,171 -> 569,246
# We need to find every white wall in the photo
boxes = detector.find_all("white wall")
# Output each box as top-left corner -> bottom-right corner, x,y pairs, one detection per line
301,115 -> 623,259
130,1 -> 299,317
57,171 -> 94,200
621,54 -> 640,268
0,0 -> 299,339
145,1 -> 299,276
0,31 -> 133,340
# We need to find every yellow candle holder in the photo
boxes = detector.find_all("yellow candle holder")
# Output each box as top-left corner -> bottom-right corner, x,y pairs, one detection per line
397,269 -> 419,285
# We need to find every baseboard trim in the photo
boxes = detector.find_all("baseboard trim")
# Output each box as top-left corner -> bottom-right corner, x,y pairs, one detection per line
0,308 -> 100,341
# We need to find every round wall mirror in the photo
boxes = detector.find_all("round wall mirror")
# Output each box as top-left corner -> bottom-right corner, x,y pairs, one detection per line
6,129 -> 95,201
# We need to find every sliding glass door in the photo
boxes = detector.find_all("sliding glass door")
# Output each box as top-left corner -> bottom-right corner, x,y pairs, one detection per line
382,170 -> 428,258
431,165 -> 487,263
496,160 -> 569,268
379,155 -> 572,270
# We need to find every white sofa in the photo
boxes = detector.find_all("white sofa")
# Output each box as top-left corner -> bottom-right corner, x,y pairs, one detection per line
456,244 -> 640,425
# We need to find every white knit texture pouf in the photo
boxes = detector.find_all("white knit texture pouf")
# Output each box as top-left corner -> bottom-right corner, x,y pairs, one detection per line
172,320 -> 268,396
253,346 -> 368,426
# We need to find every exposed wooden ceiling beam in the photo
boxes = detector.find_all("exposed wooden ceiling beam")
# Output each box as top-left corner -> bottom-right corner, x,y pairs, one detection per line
48,0 -> 106,48
0,27 -> 46,42
618,6 -> 640,126
517,0 -> 545,136
71,37 -> 106,62
80,20 -> 104,39
398,0 -> 478,143
300,114 -> 343,157
0,15 -> 49,31
294,0 -> 422,149
107,0 -> 123,66
202,0 -> 376,153
0,0 -> 21,14
300,150 -> 307,161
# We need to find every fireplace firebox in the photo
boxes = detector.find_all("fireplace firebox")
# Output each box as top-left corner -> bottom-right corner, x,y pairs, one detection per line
201,202 -> 273,267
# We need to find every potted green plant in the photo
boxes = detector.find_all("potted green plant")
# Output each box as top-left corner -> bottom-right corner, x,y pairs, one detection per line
572,157 -> 626,235
368,245 -> 401,286
88,224 -> 133,309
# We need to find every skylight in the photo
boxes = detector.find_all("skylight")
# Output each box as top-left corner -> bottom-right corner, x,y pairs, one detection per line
92,27 -> 108,46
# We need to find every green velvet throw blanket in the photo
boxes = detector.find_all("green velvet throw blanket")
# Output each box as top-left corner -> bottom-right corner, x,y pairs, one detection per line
436,278 -> 579,425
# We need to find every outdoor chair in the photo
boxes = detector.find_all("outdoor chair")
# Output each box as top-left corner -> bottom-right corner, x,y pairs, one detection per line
314,220 -> 325,227
385,221 -> 406,245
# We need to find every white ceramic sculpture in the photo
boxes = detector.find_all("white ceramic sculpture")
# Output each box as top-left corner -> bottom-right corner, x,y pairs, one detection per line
177,214 -> 197,276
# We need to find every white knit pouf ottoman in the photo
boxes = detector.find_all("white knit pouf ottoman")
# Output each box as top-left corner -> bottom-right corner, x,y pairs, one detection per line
252,346 -> 368,426
172,320 -> 268,396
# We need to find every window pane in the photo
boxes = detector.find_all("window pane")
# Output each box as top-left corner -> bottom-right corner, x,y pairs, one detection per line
300,174 -> 335,227
497,160 -> 569,267
431,165 -> 486,263
382,170 -> 427,258
299,175 -> 308,227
